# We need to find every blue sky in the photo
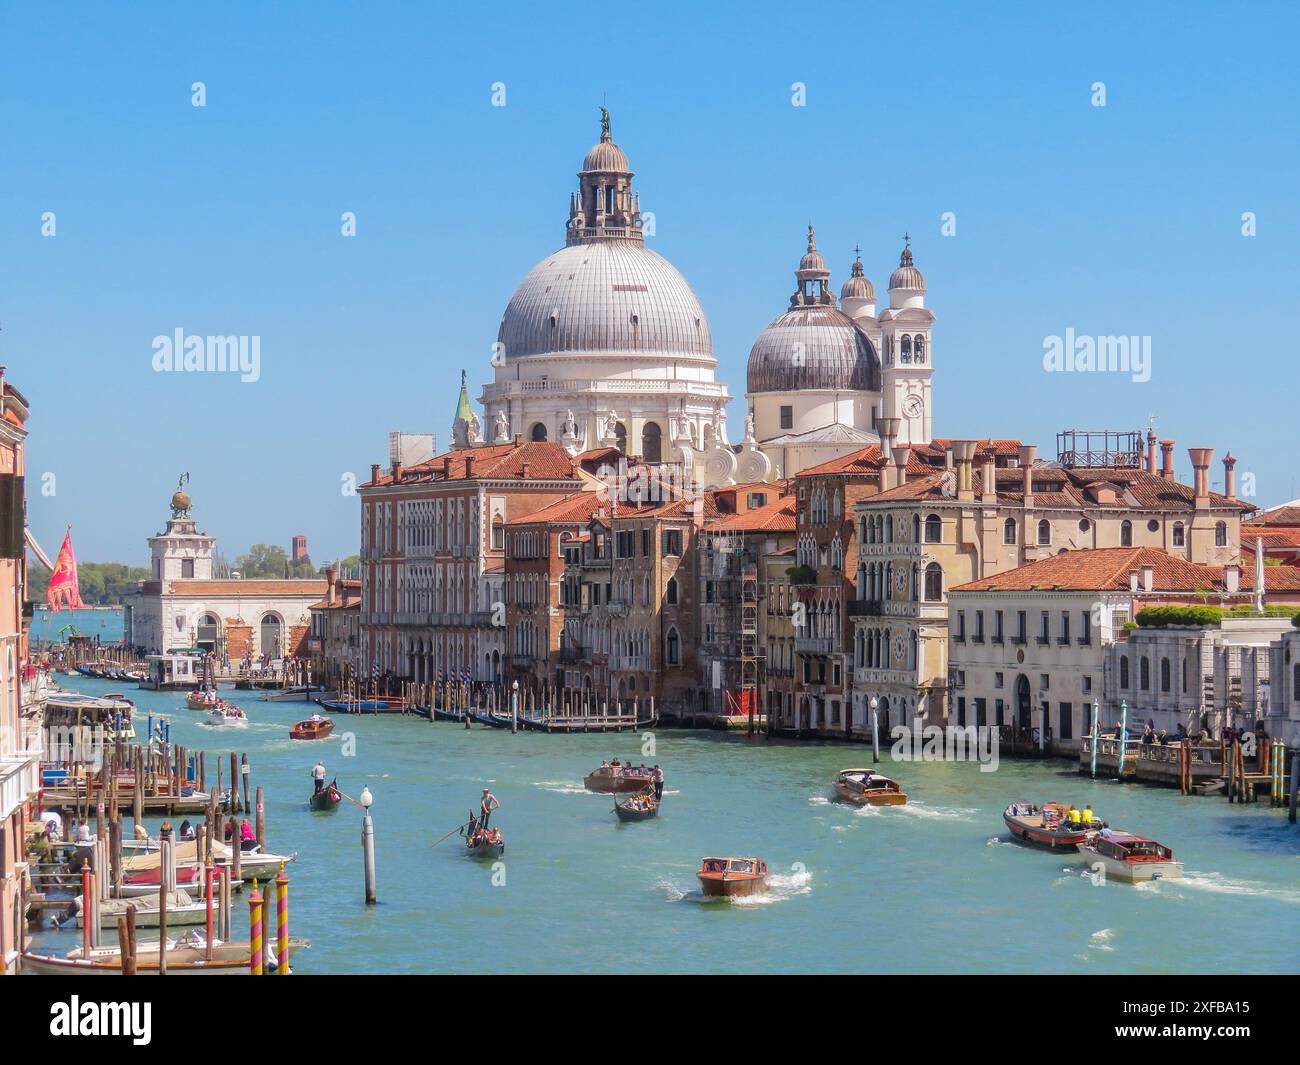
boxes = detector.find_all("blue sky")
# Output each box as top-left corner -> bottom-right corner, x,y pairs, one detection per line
3,1 -> 1297,565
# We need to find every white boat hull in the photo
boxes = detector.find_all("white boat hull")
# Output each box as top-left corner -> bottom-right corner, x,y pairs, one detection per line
1079,846 -> 1183,883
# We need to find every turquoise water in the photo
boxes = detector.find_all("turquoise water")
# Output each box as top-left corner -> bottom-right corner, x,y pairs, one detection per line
32,675 -> 1300,974
30,607 -> 125,645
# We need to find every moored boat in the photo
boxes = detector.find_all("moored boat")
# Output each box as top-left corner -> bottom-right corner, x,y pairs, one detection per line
1078,831 -> 1183,883
22,930 -> 307,975
697,856 -> 768,898
310,778 -> 342,811
614,790 -> 659,821
290,715 -> 335,740
583,762 -> 655,794
317,695 -> 405,714
1003,801 -> 1099,849
832,768 -> 908,806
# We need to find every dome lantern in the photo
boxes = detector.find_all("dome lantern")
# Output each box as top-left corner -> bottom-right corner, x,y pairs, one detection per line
567,107 -> 641,246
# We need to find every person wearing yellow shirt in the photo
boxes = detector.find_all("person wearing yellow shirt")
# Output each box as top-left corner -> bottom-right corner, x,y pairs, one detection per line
1083,805 -> 1095,825
1067,806 -> 1082,826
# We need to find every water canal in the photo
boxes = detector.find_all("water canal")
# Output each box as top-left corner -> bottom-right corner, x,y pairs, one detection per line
34,676 -> 1300,974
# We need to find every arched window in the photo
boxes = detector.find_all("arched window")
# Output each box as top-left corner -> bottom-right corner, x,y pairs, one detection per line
1120,520 -> 1133,547
1140,657 -> 1150,691
1120,656 -> 1130,689
666,627 -> 681,666
923,562 -> 943,602
1003,517 -> 1017,545
913,514 -> 921,543
900,335 -> 912,363
615,422 -> 628,454
1160,657 -> 1171,693
641,422 -> 662,463
666,577 -> 678,605
259,613 -> 283,657
1294,663 -> 1300,702
1215,521 -> 1227,547
1172,522 -> 1185,547
1037,519 -> 1051,546
925,513 -> 942,544
914,336 -> 926,363
530,422 -> 548,442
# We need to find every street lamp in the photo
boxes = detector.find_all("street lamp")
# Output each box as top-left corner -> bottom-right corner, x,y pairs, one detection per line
869,696 -> 880,764
359,787 -> 375,905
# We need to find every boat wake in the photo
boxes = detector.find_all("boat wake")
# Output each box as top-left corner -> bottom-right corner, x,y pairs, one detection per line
532,780 -> 589,795
1087,928 -> 1116,952
1174,871 -> 1300,905
894,803 -> 979,822
807,796 -> 831,806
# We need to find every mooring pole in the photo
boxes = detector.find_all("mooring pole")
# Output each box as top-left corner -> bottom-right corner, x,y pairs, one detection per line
361,786 -> 376,905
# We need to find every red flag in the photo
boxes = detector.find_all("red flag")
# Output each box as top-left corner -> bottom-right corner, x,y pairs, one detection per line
47,528 -> 84,611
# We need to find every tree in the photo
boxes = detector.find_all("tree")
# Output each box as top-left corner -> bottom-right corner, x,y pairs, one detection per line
233,544 -> 291,579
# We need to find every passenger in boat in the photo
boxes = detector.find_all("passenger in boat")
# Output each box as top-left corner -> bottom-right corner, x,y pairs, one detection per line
133,821 -> 150,840
179,819 -> 195,840
480,788 -> 500,828
1067,806 -> 1082,827
1082,805 -> 1095,825
311,760 -> 327,794
239,818 -> 256,851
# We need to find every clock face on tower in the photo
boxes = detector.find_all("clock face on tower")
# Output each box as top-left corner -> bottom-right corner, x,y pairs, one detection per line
902,394 -> 924,419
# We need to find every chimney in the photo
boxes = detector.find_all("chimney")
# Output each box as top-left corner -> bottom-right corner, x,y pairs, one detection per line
370,463 -> 381,484
514,433 -> 523,447
1142,564 -> 1154,592
1222,452 -> 1237,499
442,456 -> 452,478
944,445 -> 954,470
520,461 -> 531,479
1018,444 -> 1037,505
1188,447 -> 1213,507
1224,564 -> 1240,593
392,460 -> 403,481
952,440 -> 978,501
891,446 -> 909,488
1146,429 -> 1158,473
326,565 -> 338,606
465,455 -> 475,478
981,456 -> 996,504
1129,571 -> 1139,593
1159,440 -> 1175,480
878,418 -> 900,490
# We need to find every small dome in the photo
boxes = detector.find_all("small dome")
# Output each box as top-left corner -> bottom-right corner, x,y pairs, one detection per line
797,225 -> 827,277
582,139 -> 630,173
840,253 -> 875,302
747,306 -> 880,393
889,245 -> 925,290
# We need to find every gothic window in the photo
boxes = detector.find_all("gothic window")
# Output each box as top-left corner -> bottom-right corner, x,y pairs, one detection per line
666,627 -> 680,666
924,513 -> 942,544
900,335 -> 912,363
1140,657 -> 1150,691
666,577 -> 678,605
1120,520 -> 1133,547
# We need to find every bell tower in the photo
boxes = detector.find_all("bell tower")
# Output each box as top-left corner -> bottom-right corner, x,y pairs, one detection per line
879,236 -> 935,446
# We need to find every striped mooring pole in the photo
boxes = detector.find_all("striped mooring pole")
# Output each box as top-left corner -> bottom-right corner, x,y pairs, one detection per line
248,881 -> 263,976
1115,702 -> 1129,779
1089,701 -> 1099,779
275,862 -> 289,975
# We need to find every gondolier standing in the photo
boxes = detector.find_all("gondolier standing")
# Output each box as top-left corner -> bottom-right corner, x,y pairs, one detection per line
480,787 -> 500,828
652,765 -> 665,801
311,760 -> 327,795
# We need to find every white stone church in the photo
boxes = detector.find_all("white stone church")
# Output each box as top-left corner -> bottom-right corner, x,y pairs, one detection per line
467,109 -> 935,482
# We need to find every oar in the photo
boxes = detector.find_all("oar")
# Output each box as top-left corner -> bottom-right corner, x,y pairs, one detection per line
430,822 -> 469,849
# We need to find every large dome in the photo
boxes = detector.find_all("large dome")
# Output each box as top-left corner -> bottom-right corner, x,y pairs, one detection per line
497,241 -> 712,360
747,305 -> 879,393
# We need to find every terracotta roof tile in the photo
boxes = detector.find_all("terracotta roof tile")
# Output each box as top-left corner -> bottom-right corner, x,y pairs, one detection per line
364,441 -> 579,487
704,495 -> 797,534
952,547 -> 1268,594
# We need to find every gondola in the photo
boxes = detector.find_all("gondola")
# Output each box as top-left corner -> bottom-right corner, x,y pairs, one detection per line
613,790 -> 659,821
465,827 -> 504,859
469,708 -> 512,728
310,778 -> 342,812
432,706 -> 468,722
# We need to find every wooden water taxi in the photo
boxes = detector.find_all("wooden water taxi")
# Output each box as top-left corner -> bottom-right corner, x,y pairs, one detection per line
310,779 -> 342,812
832,768 -> 908,806
698,856 -> 768,898
1078,831 -> 1183,883
465,826 -> 504,859
186,689 -> 221,710
1003,802 -> 1098,849
614,790 -> 659,821
583,763 -> 656,794
290,716 -> 334,740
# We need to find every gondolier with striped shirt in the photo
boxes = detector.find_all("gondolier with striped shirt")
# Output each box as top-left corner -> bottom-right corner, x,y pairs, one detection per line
480,787 -> 500,828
